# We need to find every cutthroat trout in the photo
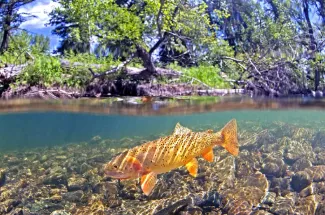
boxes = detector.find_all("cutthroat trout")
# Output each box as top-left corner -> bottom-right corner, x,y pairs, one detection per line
104,119 -> 239,195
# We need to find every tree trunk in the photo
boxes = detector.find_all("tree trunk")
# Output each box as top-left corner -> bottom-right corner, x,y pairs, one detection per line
0,6 -> 13,54
303,0 -> 319,90
0,27 -> 10,54
136,46 -> 156,75
266,0 -> 279,21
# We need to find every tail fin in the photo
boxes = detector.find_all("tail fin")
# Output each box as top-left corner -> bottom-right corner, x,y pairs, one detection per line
220,119 -> 239,156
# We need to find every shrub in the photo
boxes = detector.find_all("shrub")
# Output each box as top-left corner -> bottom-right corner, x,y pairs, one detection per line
168,63 -> 230,88
16,55 -> 63,87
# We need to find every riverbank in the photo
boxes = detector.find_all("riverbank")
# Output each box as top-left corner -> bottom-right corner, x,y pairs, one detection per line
0,82 -> 246,100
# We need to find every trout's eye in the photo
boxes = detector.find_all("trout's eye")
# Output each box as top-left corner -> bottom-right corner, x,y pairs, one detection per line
113,165 -> 118,169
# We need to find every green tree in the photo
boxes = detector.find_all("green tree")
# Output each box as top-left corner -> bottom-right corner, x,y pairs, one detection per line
49,0 -> 98,54
0,0 -> 36,53
0,30 -> 50,65
49,0 -> 227,76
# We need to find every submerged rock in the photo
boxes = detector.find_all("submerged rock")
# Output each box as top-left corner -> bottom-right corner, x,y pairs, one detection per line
261,157 -> 287,177
29,199 -> 64,214
0,199 -> 21,214
270,196 -> 295,215
295,195 -> 317,214
251,211 -> 273,215
43,174 -> 67,186
223,199 -> 252,215
269,177 -> 291,196
291,165 -> 325,193
262,192 -> 276,205
178,206 -> 203,215
316,202 -> 325,215
40,154 -> 48,162
67,176 -> 87,191
255,130 -> 277,147
96,181 -> 118,199
7,156 -> 21,166
62,190 -> 83,203
291,171 -> 312,192
79,163 -> 92,174
312,131 -> 325,148
292,158 -> 313,172
235,151 -> 262,178
221,172 -> 268,214
50,210 -> 72,215
281,137 -> 314,163
43,165 -> 68,186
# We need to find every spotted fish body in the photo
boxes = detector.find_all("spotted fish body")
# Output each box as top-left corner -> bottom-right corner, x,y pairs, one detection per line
104,119 -> 239,195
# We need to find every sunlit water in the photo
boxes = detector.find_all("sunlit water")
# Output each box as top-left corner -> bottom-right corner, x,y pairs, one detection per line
1,97 -> 325,214
0,110 -> 323,151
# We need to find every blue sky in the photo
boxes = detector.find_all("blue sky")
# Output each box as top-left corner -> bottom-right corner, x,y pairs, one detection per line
19,0 -> 60,51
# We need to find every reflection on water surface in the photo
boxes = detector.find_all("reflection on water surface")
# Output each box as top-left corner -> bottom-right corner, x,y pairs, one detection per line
0,97 -> 325,214
1,96 -> 325,115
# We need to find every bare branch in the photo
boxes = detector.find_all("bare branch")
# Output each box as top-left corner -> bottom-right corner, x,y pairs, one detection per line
149,32 -> 168,55
90,53 -> 135,78
246,53 -> 261,76
221,56 -> 247,70
166,31 -> 192,41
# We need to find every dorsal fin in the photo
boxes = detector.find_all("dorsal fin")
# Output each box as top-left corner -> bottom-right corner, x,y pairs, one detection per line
173,123 -> 192,135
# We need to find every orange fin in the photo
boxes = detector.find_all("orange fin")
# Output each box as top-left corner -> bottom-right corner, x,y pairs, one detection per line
125,156 -> 143,171
202,148 -> 214,162
220,119 -> 239,156
141,172 -> 157,196
185,158 -> 198,177
173,123 -> 192,135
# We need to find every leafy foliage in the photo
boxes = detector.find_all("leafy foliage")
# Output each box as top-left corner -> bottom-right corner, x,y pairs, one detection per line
15,55 -> 63,87
0,31 -> 50,65
168,63 -> 230,88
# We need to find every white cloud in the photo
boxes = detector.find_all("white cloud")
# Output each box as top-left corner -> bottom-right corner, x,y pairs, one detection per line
19,0 -> 60,29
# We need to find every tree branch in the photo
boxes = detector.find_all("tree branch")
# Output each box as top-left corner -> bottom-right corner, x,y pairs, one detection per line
149,32 -> 168,55
221,56 -> 247,70
89,53 -> 135,78
157,0 -> 164,38
246,53 -> 261,76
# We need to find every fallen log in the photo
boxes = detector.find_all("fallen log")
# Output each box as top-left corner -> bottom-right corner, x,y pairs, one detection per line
0,63 -> 28,81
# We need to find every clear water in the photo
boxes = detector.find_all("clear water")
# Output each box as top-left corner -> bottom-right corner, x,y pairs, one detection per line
0,110 -> 323,151
1,97 -> 325,214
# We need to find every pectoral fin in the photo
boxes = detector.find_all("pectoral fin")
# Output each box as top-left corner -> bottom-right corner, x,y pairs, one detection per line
141,172 -> 157,196
202,148 -> 214,162
185,158 -> 198,177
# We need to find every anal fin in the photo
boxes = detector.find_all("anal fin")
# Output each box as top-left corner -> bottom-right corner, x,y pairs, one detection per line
202,148 -> 214,162
185,158 -> 198,177
141,172 -> 157,196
